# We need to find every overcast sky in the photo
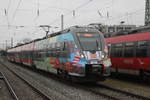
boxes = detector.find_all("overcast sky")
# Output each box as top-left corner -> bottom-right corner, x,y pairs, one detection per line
0,0 -> 145,49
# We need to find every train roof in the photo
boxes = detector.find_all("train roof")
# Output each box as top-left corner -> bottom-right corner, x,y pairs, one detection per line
104,26 -> 150,38
8,26 -> 100,50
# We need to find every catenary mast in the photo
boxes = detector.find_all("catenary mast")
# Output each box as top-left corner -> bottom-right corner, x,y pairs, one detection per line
145,0 -> 150,26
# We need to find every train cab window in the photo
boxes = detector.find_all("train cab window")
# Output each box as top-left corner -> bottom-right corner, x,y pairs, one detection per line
67,41 -> 75,53
136,41 -> 149,57
124,42 -> 135,57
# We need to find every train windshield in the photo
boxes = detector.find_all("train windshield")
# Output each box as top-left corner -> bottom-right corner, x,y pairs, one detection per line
76,33 -> 103,51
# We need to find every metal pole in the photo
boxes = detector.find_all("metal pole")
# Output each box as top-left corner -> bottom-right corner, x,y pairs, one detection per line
6,40 -> 7,50
11,37 -> 13,47
3,43 -> 4,50
145,0 -> 150,26
61,14 -> 64,31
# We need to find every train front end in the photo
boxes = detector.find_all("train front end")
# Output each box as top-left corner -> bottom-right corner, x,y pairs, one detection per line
70,27 -> 111,82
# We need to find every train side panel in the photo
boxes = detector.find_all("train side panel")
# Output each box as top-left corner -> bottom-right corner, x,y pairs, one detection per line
106,32 -> 150,77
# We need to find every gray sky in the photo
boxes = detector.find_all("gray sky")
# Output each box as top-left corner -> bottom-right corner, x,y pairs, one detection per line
0,0 -> 145,49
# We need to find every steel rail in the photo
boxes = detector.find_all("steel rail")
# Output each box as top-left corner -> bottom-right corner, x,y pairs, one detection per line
2,59 -> 149,100
97,83 -> 150,100
0,72 -> 19,100
0,61 -> 52,100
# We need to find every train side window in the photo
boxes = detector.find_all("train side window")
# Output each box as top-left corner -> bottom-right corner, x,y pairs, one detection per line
148,41 -> 150,57
56,42 -> 61,50
47,43 -> 52,50
137,41 -> 148,47
115,43 -> 123,57
110,44 -> 115,57
124,42 -> 135,57
136,41 -> 149,57
51,43 -> 55,50
60,42 -> 69,57
52,43 -> 57,57
110,43 -> 123,57
55,42 -> 61,57
60,42 -> 65,57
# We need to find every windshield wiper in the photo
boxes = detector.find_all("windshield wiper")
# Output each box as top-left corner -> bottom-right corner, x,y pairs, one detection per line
96,40 -> 99,50
76,35 -> 84,51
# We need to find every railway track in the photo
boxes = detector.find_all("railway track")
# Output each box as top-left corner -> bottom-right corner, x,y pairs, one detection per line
5,67 -> 52,100
1,60 -> 106,100
1,59 -> 150,100
48,73 -> 150,100
59,79 -> 150,100
0,71 -> 19,100
0,61 -> 52,100
82,83 -> 150,100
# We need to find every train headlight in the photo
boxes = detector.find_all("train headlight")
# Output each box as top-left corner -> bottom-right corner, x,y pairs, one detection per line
76,51 -> 80,56
76,51 -> 84,58
103,45 -> 108,58
104,45 -> 108,54
80,54 -> 84,58
101,54 -> 105,58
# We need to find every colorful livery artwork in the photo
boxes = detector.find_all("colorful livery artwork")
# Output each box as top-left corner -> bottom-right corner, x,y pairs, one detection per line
7,26 -> 111,82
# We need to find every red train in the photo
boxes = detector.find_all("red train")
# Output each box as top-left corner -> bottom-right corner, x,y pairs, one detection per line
105,26 -> 150,79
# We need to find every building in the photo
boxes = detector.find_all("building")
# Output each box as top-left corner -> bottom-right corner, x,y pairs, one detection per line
89,23 -> 136,34
103,25 -> 136,34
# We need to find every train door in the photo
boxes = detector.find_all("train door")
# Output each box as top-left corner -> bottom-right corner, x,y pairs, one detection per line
110,43 -> 123,70
33,50 -> 47,70
33,40 -> 48,71
123,42 -> 137,69
136,41 -> 150,71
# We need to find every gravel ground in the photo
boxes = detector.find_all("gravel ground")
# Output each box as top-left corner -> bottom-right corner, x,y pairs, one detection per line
100,78 -> 150,98
82,84 -> 145,100
1,57 -> 149,100
0,59 -> 50,100
2,59 -> 109,100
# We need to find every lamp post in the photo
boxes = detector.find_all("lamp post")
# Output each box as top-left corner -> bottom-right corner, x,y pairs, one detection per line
61,14 -> 64,31
5,40 -> 7,50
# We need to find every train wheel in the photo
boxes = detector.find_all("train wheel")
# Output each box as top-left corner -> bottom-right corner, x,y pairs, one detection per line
139,69 -> 146,80
140,70 -> 150,80
115,67 -> 119,73
57,69 -> 61,75
62,70 -> 68,79
32,65 -> 37,71
114,67 -> 119,77
57,69 -> 73,82
57,69 -> 67,79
